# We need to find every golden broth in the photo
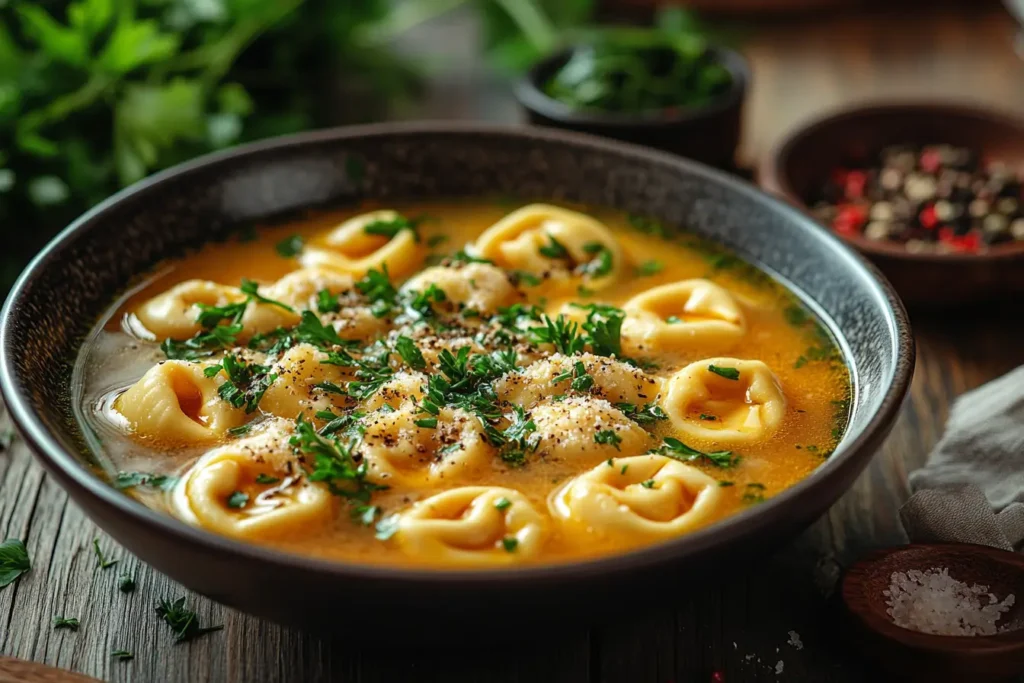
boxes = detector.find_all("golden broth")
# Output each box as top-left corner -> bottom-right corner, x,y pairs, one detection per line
76,200 -> 850,568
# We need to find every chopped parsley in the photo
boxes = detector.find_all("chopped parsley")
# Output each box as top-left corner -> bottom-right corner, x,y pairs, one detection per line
355,266 -> 399,318
640,479 -> 656,489
615,402 -> 668,425
636,260 -> 664,276
742,483 -> 766,504
552,360 -> 593,393
227,424 -> 252,437
119,572 -> 136,593
656,437 -> 739,468
494,497 -> 512,511
275,234 -> 304,258
512,270 -> 543,287
226,491 -> 249,509
794,355 -> 808,369
699,413 -> 717,421
394,336 -> 427,371
204,354 -> 277,413
594,429 -> 623,450
92,539 -> 118,570
290,415 -> 387,511
718,481 -> 735,487
538,234 -> 570,259
316,289 -> 341,314
582,241 -> 614,277
239,278 -> 294,313
414,417 -> 438,429
155,597 -> 223,643
113,472 -> 178,491
0,539 -> 30,588
501,537 -> 519,552
528,315 -> 585,355
363,214 -> 421,242
53,616 -> 80,631
708,364 -> 740,381
294,310 -> 349,348
255,473 -> 280,485
666,316 -> 682,324
495,303 -> 543,330
404,284 -> 447,321
571,303 -> 626,357
112,650 -> 134,662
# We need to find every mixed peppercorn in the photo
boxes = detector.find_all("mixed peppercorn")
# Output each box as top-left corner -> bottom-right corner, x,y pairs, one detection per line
811,144 -> 1024,253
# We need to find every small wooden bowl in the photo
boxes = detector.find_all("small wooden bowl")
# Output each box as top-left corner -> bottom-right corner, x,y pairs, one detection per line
842,543 -> 1024,682
760,101 -> 1024,306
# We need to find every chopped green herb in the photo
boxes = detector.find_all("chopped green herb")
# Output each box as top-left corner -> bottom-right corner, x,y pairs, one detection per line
528,315 -> 585,355
113,472 -> 178,491
405,284 -> 447,321
742,483 -> 766,504
666,316 -> 682,324
621,464 -> 629,474
0,539 -> 32,589
512,270 -> 543,287
615,402 -> 668,425
783,305 -> 810,327
501,537 -> 519,552
450,249 -> 494,266
594,429 -> 623,450
414,417 -> 438,429
155,597 -> 223,643
355,266 -> 399,318
657,437 -> 739,468
52,616 -> 79,631
538,234 -> 570,259
708,364 -> 740,380
239,278 -> 294,313
119,573 -> 136,593
255,473 -> 280,485
718,481 -> 735,487
699,413 -> 717,421
394,336 -> 427,371
205,354 -> 277,413
794,356 -> 808,369
227,424 -> 252,437
226,492 -> 249,509
628,214 -> 667,237
291,415 -> 386,506
363,214 -> 420,242
576,285 -> 596,298
316,289 -> 341,314
494,497 -> 512,511
294,310 -> 349,348
275,234 -> 304,258
582,241 -> 614,278
636,260 -> 664,276
112,650 -> 134,662
640,479 -> 656,489
426,235 -> 448,248
92,539 -> 118,570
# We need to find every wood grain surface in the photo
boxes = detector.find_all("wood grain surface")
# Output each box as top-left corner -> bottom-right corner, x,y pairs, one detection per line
2,7 -> 1023,683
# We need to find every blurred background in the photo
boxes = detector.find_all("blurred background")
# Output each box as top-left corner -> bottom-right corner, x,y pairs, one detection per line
1,0 -> 1021,292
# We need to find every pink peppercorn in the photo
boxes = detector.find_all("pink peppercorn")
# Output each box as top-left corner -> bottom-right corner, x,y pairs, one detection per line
844,170 -> 867,199
920,148 -> 942,174
918,204 -> 938,230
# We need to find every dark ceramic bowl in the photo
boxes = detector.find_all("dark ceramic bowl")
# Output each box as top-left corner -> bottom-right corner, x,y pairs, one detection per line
0,123 -> 913,633
760,101 -> 1024,306
515,45 -> 748,169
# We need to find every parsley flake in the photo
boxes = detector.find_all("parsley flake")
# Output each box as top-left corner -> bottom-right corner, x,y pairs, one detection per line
708,364 -> 740,380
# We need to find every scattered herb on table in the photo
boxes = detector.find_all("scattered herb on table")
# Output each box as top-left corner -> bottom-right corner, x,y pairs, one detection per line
92,538 -> 118,570
0,539 -> 30,588
112,649 -> 134,662
119,572 -> 136,593
155,597 -> 223,643
52,616 -> 80,631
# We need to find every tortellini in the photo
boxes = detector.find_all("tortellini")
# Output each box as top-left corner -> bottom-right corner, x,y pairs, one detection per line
132,279 -> 299,341
259,343 -> 353,419
530,396 -> 654,462
359,405 -> 495,484
400,263 -> 521,314
115,360 -> 246,443
361,370 -> 428,412
395,487 -> 546,565
171,420 -> 335,539
472,204 -> 625,290
495,353 -> 662,408
662,358 -> 787,445
622,279 -> 746,353
549,454 -> 723,540
264,267 -> 354,311
299,210 -> 424,279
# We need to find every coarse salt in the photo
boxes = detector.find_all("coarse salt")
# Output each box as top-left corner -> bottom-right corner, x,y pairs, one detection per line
883,566 -> 1016,636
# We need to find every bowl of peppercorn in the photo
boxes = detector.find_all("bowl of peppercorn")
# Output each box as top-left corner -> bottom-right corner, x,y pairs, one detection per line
760,102 -> 1024,305
515,27 -> 749,170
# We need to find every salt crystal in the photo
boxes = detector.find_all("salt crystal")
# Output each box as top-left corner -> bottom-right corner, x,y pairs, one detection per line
787,630 -> 803,650
775,660 -> 784,675
884,566 -> 1016,636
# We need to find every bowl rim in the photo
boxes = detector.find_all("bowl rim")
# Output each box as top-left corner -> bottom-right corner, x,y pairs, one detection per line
0,121 -> 914,585
514,43 -> 749,128
760,98 -> 1024,263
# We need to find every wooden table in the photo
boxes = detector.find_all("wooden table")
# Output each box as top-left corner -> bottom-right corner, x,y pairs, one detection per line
2,7 -> 1023,682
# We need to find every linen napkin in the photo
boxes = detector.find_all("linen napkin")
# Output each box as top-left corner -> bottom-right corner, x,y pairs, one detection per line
901,365 -> 1024,551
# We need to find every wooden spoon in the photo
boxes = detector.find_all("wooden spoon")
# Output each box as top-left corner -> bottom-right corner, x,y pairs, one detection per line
0,657 -> 100,683
841,543 -> 1024,682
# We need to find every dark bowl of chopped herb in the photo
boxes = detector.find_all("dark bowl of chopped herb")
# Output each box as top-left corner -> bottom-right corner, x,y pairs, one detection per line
515,29 -> 749,170
0,122 -> 912,636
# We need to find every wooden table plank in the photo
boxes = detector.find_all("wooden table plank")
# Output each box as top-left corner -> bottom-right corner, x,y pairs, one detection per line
2,6 -> 1022,682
